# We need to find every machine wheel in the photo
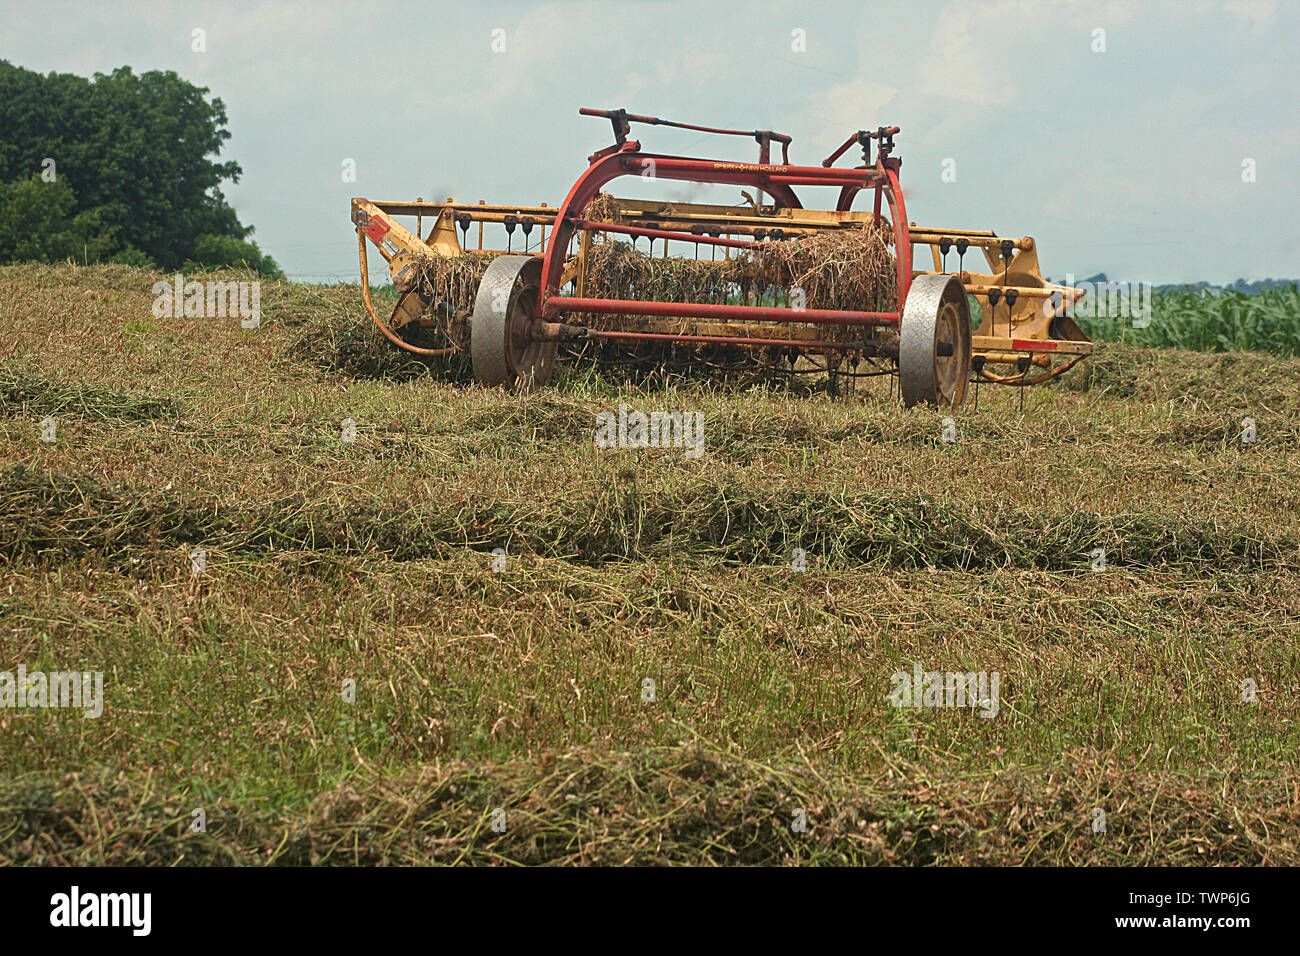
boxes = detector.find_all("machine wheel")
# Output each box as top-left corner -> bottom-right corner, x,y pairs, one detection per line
471,255 -> 556,391
899,273 -> 972,408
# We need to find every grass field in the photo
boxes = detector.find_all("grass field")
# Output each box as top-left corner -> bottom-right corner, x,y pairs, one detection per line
2,262 -> 1298,865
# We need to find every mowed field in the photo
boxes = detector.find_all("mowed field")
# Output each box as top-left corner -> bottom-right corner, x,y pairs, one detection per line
2,262 -> 1298,865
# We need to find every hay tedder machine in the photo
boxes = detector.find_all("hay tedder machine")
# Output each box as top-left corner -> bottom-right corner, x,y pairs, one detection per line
350,107 -> 1092,406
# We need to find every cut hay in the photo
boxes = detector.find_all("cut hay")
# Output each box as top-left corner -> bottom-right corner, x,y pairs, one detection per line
389,193 -> 628,345
406,251 -> 496,350
0,365 -> 181,421
5,747 -> 1296,865
580,192 -> 621,225
408,252 -> 495,320
579,192 -> 897,316
580,215 -> 895,348
4,463 -> 1294,573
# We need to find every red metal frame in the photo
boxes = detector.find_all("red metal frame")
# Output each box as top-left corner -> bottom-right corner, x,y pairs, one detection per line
580,330 -> 867,350
535,116 -> 916,349
553,297 -> 897,327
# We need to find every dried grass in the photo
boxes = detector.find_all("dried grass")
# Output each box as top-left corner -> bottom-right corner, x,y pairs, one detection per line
5,748 -> 1295,865
3,463 -> 1292,572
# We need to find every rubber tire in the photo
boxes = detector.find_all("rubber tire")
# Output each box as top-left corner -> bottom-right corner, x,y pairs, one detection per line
899,273 -> 972,408
470,255 -> 555,390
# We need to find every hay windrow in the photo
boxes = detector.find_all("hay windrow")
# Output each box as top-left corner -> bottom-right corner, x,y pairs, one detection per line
4,748 -> 1295,865
3,464 -> 1293,572
0,364 -> 181,421
285,293 -> 471,381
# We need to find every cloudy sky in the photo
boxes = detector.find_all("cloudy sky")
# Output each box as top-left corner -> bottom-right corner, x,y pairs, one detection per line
2,0 -> 1295,284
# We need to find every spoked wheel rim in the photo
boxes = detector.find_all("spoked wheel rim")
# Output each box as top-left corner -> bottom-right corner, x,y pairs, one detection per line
504,280 -> 556,391
933,298 -> 968,405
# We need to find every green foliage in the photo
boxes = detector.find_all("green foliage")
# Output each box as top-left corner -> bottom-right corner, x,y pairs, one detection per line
110,245 -> 157,269
0,174 -> 115,263
185,233 -> 284,279
1079,285 -> 1300,357
0,59 -> 279,275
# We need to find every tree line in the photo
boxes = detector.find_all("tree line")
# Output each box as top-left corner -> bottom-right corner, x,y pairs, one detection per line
0,60 -> 281,277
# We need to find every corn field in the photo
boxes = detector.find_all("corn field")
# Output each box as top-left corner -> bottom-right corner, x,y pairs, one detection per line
1079,284 -> 1300,357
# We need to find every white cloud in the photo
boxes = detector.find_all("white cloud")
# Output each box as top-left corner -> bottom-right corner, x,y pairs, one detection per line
912,2 -> 1018,107
809,78 -> 898,129
1224,0 -> 1279,29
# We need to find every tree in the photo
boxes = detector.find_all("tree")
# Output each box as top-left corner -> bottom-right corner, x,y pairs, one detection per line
0,175 -> 115,263
186,234 -> 284,279
0,60 -> 280,276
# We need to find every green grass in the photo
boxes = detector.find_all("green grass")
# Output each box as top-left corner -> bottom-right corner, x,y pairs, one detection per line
1,262 -> 1298,865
